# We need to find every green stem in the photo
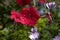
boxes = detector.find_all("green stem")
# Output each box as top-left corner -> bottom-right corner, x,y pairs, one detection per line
33,0 -> 36,7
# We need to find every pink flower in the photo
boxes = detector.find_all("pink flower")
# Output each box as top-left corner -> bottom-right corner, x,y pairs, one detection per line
19,6 -> 40,26
45,12 -> 52,23
39,0 -> 46,4
16,0 -> 31,6
10,10 -> 21,22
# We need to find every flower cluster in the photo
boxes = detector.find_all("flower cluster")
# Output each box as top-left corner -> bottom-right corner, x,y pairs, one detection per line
11,0 -> 56,26
11,0 -> 57,26
10,6 -> 40,26
10,0 -> 58,40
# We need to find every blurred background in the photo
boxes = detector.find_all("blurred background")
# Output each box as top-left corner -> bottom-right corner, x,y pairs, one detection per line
0,0 -> 60,40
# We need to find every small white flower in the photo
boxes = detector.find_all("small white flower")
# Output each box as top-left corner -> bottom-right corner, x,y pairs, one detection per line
29,27 -> 39,40
46,2 -> 56,9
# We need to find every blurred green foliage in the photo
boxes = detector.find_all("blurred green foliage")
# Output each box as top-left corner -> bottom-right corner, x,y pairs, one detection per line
0,0 -> 60,40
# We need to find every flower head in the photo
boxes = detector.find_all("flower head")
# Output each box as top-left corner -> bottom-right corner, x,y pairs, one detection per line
29,27 -> 39,40
53,36 -> 60,40
16,0 -> 31,6
10,6 -> 40,26
46,2 -> 56,9
19,6 -> 40,26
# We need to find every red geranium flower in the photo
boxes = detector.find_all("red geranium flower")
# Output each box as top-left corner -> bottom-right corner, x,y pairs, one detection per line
19,6 -> 40,26
39,0 -> 46,4
16,0 -> 31,6
10,10 -> 21,22
45,12 -> 52,23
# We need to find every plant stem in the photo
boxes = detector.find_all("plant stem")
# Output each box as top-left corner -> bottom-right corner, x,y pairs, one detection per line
33,0 -> 36,7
